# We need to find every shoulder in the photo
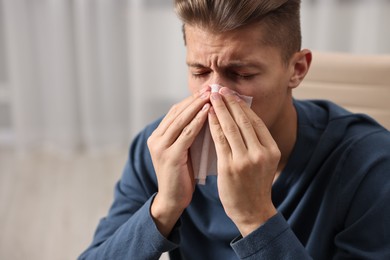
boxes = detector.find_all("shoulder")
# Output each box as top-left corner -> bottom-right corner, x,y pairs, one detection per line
130,117 -> 164,148
335,121 -> 390,210
140,117 -> 164,139
339,129 -> 390,226
341,127 -> 390,173
294,99 -> 387,135
294,99 -> 390,180
127,117 -> 164,171
121,117 -> 165,194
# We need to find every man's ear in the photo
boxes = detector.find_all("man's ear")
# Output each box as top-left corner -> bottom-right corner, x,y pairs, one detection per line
288,49 -> 312,89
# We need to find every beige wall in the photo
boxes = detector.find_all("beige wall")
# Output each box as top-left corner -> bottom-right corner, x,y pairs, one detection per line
295,52 -> 390,130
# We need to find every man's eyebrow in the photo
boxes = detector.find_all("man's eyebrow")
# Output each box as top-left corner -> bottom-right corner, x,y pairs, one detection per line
186,61 -> 265,70
186,62 -> 207,68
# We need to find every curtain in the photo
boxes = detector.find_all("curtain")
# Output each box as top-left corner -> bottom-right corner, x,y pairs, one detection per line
0,0 -> 389,154
301,0 -> 390,54
1,0 -> 186,154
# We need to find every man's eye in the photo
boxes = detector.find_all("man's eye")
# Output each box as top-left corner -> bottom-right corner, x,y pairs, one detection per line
233,73 -> 256,80
192,71 -> 209,78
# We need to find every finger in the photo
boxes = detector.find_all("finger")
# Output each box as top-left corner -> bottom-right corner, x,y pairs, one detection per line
237,98 -> 277,148
209,92 -> 246,155
155,86 -> 210,136
173,103 -> 211,152
219,87 -> 261,151
155,95 -> 194,136
208,106 -> 231,159
162,91 -> 210,147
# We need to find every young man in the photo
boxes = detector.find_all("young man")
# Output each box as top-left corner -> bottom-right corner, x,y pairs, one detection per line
80,1 -> 390,259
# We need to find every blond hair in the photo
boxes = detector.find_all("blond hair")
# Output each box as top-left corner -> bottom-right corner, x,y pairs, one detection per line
175,0 -> 302,63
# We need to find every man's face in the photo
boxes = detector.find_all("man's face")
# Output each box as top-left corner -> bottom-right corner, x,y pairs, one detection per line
185,23 -> 296,131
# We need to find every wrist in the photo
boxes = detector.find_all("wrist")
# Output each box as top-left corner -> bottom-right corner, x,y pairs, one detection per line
234,207 -> 277,237
150,194 -> 184,237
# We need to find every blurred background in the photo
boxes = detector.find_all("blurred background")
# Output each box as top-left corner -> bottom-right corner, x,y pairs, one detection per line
0,0 -> 389,259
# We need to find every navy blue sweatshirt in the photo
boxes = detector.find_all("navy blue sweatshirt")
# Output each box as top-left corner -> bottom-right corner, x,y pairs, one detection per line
79,100 -> 390,259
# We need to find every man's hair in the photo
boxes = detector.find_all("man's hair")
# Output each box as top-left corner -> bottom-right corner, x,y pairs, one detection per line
174,0 -> 302,63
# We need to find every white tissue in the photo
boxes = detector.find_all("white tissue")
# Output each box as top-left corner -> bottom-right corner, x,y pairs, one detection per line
190,84 -> 253,185
210,84 -> 221,93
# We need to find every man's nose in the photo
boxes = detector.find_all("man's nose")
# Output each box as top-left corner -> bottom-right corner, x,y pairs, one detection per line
207,73 -> 230,89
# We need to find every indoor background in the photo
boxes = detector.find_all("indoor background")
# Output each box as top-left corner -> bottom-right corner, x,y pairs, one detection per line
0,0 -> 389,259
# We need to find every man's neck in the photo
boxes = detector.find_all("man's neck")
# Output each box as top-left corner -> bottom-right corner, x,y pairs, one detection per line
271,102 -> 298,182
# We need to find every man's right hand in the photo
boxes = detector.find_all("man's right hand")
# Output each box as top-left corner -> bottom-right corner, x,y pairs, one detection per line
147,87 -> 211,237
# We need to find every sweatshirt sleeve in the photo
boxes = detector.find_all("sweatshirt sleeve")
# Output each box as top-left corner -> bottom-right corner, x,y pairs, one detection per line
231,213 -> 312,259
79,121 -> 180,260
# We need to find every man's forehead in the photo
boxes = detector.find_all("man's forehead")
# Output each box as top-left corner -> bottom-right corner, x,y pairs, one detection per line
184,23 -> 284,67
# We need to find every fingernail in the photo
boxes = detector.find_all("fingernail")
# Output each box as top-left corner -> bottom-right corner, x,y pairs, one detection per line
202,103 -> 210,111
209,106 -> 216,115
211,92 -> 221,100
219,87 -> 235,95
200,91 -> 210,99
199,86 -> 210,95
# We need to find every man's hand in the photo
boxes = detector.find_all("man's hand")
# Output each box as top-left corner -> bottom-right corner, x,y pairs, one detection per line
208,87 -> 280,237
147,87 -> 211,237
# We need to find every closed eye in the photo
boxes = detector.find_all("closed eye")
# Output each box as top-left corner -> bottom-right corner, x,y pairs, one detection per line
191,71 -> 211,78
231,73 -> 258,80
